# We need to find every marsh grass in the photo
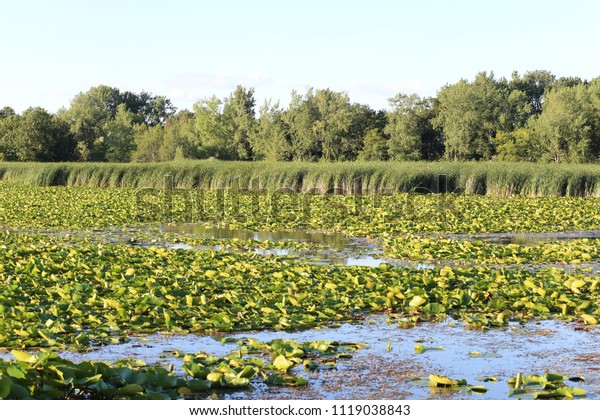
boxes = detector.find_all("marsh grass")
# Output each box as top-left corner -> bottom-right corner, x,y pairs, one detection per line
1,160 -> 600,196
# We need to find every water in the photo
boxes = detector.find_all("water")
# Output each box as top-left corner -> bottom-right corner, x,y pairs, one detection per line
11,317 -> 598,400
8,224 -> 600,273
7,224 -> 389,267
160,224 -> 387,267
158,224 -> 600,272
161,224 -> 354,246
4,224 -> 600,399
167,245 -> 389,267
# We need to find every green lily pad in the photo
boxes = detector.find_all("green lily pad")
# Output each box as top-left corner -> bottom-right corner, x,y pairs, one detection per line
429,374 -> 466,387
580,314 -> 598,325
534,387 -> 586,400
0,376 -> 12,399
114,384 -> 144,396
409,296 -> 427,308
186,379 -> 212,391
415,344 -> 445,354
273,355 -> 294,372
11,350 -> 37,364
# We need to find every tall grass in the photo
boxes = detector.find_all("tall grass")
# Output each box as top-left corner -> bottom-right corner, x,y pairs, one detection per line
1,161 -> 600,196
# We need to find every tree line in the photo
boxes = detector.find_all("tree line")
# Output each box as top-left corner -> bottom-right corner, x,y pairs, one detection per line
2,70 -> 600,164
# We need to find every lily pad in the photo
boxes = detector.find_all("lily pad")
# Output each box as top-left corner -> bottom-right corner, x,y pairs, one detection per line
415,344 -> 445,354
273,355 -> 294,372
429,374 -> 466,387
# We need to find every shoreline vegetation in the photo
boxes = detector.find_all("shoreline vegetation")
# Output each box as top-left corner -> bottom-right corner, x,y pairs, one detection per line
1,161 -> 600,196
2,71 -> 600,167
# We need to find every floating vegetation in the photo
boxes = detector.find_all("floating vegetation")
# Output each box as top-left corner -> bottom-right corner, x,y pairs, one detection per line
2,232 -> 600,350
508,372 -> 587,400
404,371 -> 587,400
1,183 -> 600,235
414,344 -> 446,354
384,235 -> 600,265
0,338 -> 365,400
1,180 -> 600,399
429,374 -> 467,387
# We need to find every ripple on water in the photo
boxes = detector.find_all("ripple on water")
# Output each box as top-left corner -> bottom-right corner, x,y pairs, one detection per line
5,317 -> 596,400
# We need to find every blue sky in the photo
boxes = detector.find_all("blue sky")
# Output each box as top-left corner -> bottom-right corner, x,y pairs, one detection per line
2,0 -> 599,113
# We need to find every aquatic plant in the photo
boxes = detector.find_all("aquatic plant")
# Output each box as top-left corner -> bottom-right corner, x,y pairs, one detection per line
1,161 -> 600,196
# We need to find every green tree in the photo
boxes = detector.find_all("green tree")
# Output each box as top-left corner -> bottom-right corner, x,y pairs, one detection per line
100,104 -> 137,162
283,89 -> 320,160
283,88 -> 357,161
58,85 -> 122,161
346,104 -> 385,161
509,70 -> 555,115
160,111 -> 201,161
588,77 -> 600,158
250,100 -> 291,161
494,127 -> 543,162
193,86 -> 257,160
222,86 -> 256,160
0,113 -> 20,160
120,91 -> 176,126
0,107 -> 75,161
313,89 -> 354,160
500,88 -> 532,131
434,72 -> 507,160
0,107 -> 15,119
357,128 -> 389,160
554,76 -> 586,89
385,93 -> 442,160
132,124 -> 164,162
59,86 -> 176,161
534,84 -> 597,163
193,95 -> 231,159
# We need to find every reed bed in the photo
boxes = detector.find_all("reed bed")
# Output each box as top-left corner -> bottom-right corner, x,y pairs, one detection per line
1,160 -> 600,196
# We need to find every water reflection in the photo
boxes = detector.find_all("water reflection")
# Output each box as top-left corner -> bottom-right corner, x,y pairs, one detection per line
161,223 -> 388,267
161,224 -> 354,248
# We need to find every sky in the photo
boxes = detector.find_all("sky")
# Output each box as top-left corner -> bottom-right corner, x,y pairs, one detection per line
2,0 -> 600,113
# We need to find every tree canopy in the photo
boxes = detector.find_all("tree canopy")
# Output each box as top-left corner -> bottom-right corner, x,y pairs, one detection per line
2,70 -> 600,164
